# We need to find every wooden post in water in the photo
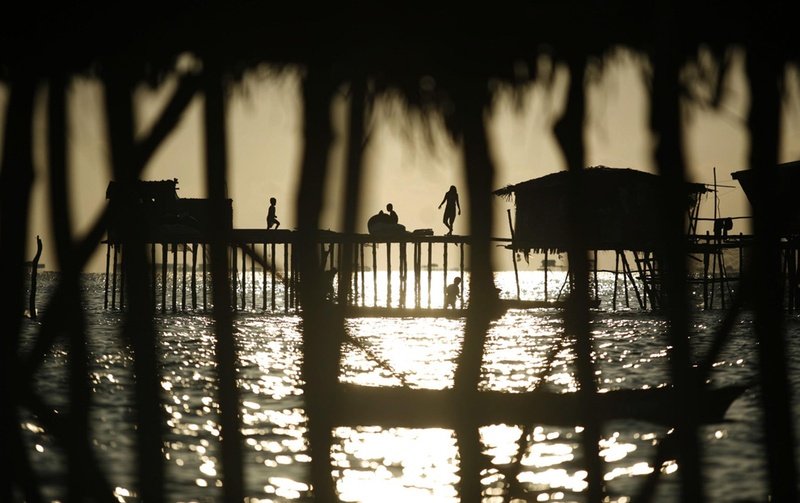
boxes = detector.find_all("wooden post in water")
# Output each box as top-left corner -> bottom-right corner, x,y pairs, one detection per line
414,243 -> 421,308
703,235 -> 710,309
459,242 -> 465,307
443,242 -> 448,307
104,241 -> 111,309
151,242 -> 156,309
507,209 -> 521,300
593,249 -> 599,302
232,245 -> 238,311
172,243 -> 178,312
360,243 -> 365,307
119,244 -> 125,310
612,251 -> 620,310
544,250 -> 549,302
241,244 -> 247,311
111,243 -> 118,309
262,243 -> 267,311
202,244 -> 208,311
271,243 -> 277,311
427,242 -> 432,309
182,244 -> 187,311
250,244 -> 256,310
161,244 -> 168,313
372,242 -> 377,306
28,235 -> 42,319
386,242 -> 392,308
191,243 -> 198,310
283,243 -> 289,312
400,242 -> 406,308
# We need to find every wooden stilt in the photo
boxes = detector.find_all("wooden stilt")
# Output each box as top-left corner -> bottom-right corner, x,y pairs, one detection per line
271,242 -> 277,311
372,243 -> 377,307
104,241 -> 111,309
182,244 -> 187,311
507,209 -> 520,300
250,244 -> 255,310
360,243 -> 365,307
111,243 -> 118,309
443,242 -> 448,307
459,242 -> 465,307
202,244 -> 207,311
119,244 -> 125,310
544,250 -> 549,303
262,243 -> 267,311
427,242 -> 432,309
283,243 -> 289,312
162,244 -> 168,313
612,251 -> 620,310
386,242 -> 392,308
241,244 -> 247,311
151,242 -> 156,309
191,243 -> 198,310
232,245 -> 238,311
171,243 -> 178,312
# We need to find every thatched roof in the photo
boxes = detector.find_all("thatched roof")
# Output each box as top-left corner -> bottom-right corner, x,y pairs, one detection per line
494,166 -> 708,251
732,161 -> 800,235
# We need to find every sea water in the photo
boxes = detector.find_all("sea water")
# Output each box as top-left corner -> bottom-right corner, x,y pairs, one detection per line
16,270 -> 800,502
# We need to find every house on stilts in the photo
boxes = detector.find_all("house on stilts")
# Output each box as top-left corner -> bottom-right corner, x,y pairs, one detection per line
494,166 -> 710,310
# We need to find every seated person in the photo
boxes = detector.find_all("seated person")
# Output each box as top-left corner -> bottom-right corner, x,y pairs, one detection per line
367,209 -> 406,236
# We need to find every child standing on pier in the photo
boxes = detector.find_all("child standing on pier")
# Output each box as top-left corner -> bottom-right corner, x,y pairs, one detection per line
267,197 -> 280,229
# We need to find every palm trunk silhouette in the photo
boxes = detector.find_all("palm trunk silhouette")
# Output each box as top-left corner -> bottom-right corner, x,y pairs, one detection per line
552,56 -> 603,503
203,60 -> 246,502
0,75 -> 43,503
105,69 -> 166,503
746,42 -> 799,501
451,79 -> 497,502
48,74 -> 99,501
19,73 -> 200,384
649,29 -> 704,501
296,64 -> 341,501
339,77 -> 369,307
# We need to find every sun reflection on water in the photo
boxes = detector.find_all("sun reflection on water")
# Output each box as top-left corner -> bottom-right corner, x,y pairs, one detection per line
18,271 -> 769,501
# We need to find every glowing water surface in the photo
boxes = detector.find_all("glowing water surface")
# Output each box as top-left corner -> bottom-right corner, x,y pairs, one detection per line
19,270 -> 788,502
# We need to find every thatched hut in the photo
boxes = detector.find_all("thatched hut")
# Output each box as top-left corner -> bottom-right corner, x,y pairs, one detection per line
732,160 -> 800,236
494,166 -> 708,251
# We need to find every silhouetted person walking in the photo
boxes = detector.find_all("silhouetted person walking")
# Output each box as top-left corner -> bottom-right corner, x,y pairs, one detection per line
267,197 -> 280,229
438,185 -> 460,235
386,203 -> 398,224
445,276 -> 461,309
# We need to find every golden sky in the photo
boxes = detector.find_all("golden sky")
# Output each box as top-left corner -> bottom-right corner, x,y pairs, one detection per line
5,48 -> 800,272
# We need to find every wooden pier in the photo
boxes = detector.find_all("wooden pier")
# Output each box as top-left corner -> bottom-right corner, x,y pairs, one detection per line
104,230 -> 479,314
100,227 -> 800,314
